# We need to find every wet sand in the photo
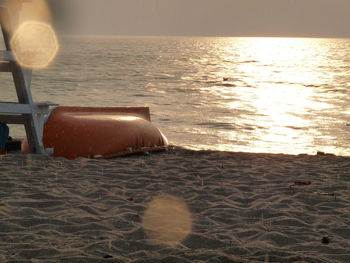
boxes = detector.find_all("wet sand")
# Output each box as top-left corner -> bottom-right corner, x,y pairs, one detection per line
0,148 -> 350,262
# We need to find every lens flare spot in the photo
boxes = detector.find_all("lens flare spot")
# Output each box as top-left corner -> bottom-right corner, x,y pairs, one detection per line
142,195 -> 192,245
10,21 -> 59,69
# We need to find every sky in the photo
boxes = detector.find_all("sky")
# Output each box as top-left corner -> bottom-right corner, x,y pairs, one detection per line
49,0 -> 350,38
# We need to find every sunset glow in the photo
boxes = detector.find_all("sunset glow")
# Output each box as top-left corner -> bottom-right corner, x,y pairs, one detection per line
197,37 -> 341,154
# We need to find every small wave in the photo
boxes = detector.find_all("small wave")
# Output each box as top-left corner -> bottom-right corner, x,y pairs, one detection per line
323,88 -> 347,93
240,60 -> 258,63
243,126 -> 255,131
220,83 -> 237,87
196,122 -> 236,130
304,84 -> 322,88
157,76 -> 174,80
205,80 -> 222,84
222,77 -> 239,82
132,94 -> 155,97
286,126 -> 307,130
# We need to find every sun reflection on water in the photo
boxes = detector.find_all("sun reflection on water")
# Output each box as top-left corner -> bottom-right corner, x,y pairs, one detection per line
202,37 -> 345,155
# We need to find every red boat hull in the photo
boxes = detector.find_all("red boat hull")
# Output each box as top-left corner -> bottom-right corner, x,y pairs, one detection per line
22,106 -> 168,159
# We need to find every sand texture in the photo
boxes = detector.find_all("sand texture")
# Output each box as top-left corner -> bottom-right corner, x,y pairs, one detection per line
0,148 -> 350,262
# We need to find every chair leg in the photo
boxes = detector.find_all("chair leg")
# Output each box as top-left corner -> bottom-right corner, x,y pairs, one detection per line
23,114 -> 46,154
1,6 -> 52,155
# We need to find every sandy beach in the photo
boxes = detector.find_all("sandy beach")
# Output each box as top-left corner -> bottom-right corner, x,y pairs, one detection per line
0,148 -> 350,262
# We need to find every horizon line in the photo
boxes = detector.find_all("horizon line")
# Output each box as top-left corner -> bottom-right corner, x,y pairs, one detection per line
56,33 -> 350,40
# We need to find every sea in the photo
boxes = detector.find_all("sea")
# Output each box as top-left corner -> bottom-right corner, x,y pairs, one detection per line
2,36 -> 350,156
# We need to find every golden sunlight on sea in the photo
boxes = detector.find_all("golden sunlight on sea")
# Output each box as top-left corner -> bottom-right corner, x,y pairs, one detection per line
209,38 -> 334,154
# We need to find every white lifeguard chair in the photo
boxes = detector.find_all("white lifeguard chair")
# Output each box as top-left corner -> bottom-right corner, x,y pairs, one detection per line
0,1 -> 54,154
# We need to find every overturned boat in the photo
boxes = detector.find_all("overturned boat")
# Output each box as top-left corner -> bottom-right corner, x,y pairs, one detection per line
22,106 -> 168,159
